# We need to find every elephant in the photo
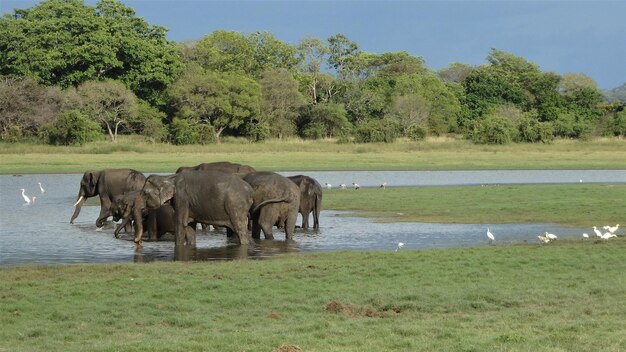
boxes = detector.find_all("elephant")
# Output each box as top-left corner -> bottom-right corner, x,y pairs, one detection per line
175,161 -> 256,178
70,168 -> 146,227
141,170 -> 256,246
288,175 -> 323,230
111,191 -> 176,243
244,172 -> 301,240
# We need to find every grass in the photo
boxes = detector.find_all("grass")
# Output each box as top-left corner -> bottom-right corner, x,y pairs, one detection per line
323,184 -> 626,227
2,137 -> 626,173
1,240 -> 625,351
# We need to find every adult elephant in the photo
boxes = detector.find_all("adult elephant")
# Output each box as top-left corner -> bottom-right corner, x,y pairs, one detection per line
111,191 -> 175,243
288,175 -> 323,230
70,169 -> 146,227
244,172 -> 300,240
142,170 -> 255,246
175,161 -> 256,178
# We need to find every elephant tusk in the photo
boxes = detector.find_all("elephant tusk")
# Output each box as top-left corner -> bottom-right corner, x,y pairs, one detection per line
73,196 -> 84,207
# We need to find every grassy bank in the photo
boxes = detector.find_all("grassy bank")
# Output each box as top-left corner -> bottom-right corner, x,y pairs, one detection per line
323,184 -> 626,227
1,240 -> 625,352
2,137 -> 626,173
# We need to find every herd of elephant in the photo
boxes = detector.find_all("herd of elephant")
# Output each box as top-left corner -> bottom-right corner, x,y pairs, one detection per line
69,162 -> 323,247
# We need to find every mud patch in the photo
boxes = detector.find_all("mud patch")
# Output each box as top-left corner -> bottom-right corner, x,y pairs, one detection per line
273,344 -> 302,352
325,300 -> 400,318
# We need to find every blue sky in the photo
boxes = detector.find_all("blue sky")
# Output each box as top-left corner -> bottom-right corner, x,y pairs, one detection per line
2,0 -> 625,89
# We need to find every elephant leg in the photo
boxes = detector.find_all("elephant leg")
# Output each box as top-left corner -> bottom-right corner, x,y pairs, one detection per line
313,209 -> 320,230
301,210 -> 310,230
146,211 -> 158,241
232,219 -> 251,245
96,197 -> 113,227
175,207 -> 189,246
251,221 -> 262,239
258,208 -> 274,239
185,225 -> 196,247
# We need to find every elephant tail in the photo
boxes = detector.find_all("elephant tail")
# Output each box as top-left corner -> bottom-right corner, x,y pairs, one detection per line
250,196 -> 291,216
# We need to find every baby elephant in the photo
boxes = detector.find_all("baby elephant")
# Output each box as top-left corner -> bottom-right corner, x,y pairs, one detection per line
111,191 -> 175,243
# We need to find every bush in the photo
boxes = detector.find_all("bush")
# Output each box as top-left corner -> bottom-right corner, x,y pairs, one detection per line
302,122 -> 327,140
553,112 -> 593,140
609,109 -> 626,137
354,119 -> 397,143
516,117 -> 554,143
471,115 -> 517,144
41,110 -> 102,145
406,124 -> 428,141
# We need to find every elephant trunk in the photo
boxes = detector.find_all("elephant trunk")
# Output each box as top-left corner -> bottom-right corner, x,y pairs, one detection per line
70,192 -> 85,224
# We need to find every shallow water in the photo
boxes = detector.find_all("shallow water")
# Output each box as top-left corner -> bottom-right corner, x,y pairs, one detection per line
1,171 -> 622,266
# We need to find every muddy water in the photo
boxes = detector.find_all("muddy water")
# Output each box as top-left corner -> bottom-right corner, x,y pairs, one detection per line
1,171 -> 621,266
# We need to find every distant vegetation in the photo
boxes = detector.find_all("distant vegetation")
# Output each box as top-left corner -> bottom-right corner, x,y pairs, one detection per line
1,0 -> 625,146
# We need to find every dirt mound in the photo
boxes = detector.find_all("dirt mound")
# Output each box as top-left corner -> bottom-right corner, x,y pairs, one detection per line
273,344 -> 302,352
325,300 -> 400,318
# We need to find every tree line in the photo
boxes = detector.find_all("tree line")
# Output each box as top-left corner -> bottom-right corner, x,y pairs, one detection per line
1,0 -> 625,146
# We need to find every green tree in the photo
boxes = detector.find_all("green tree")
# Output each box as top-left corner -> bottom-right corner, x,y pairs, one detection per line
76,79 -> 139,141
42,109 -> 101,145
438,62 -> 473,84
327,33 -> 360,79
260,69 -> 306,139
167,65 -> 261,142
0,0 -> 183,107
300,102 -> 351,139
296,36 -> 329,103
471,114 -> 518,144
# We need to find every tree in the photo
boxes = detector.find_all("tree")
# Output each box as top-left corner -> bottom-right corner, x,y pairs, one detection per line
438,62 -> 473,84
559,73 -> 598,95
260,69 -> 306,139
300,102 -> 351,139
42,109 -> 101,145
297,36 -> 329,104
77,79 -> 138,141
248,32 -> 299,75
0,0 -> 183,107
327,33 -> 360,79
193,30 -> 256,74
0,75 -> 61,142
167,65 -> 261,142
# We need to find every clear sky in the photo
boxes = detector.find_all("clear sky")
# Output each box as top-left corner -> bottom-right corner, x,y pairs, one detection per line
2,0 -> 625,89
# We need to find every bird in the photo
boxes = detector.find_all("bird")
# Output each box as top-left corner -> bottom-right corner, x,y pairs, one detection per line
325,183 -> 332,189
20,188 -> 31,204
486,228 -> 495,244
544,232 -> 557,241
340,184 -> 346,189
537,235 -> 551,244
582,233 -> 589,239
352,182 -> 360,190
605,224 -> 619,234
593,226 -> 603,238
380,182 -> 387,189
395,242 -> 405,252
600,232 -> 616,241
38,182 -> 46,194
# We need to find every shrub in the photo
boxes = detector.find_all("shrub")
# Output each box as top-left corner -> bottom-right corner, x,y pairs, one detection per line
406,124 -> 428,141
609,109 -> 626,137
516,117 -> 554,143
471,115 -> 517,144
354,119 -> 397,143
42,110 -> 102,145
170,118 -> 200,145
553,112 -> 593,140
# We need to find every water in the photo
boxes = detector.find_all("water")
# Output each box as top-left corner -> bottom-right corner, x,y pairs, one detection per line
1,171 -> 623,266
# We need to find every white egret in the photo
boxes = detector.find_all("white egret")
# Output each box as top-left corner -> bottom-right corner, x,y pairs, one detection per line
20,188 -> 31,204
380,182 -> 387,189
395,242 -> 405,252
537,235 -> 551,244
600,232 -> 616,240
606,224 -> 619,234
582,233 -> 589,239
38,182 -> 46,194
592,226 -> 602,238
486,228 -> 495,244
340,184 -> 346,189
325,183 -> 332,189
544,232 -> 557,241
352,182 -> 360,190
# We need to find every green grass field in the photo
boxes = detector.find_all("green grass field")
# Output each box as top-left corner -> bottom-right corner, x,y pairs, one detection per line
2,137 -> 626,173
1,240 -> 625,352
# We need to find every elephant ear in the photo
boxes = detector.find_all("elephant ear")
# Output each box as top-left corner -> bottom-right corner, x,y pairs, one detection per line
159,179 -> 176,203
88,172 -> 99,193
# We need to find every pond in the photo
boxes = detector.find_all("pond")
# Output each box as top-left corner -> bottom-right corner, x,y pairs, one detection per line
1,170 -> 623,266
